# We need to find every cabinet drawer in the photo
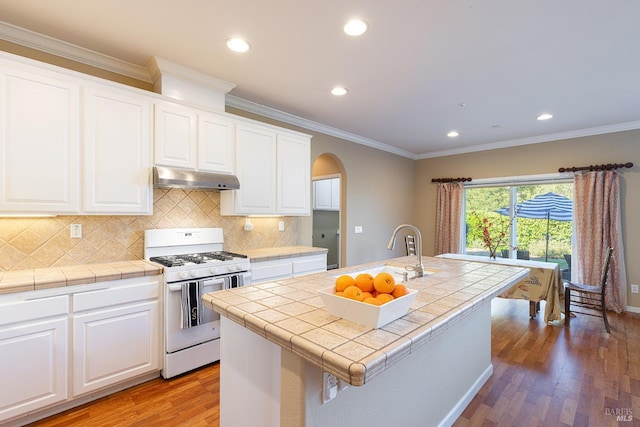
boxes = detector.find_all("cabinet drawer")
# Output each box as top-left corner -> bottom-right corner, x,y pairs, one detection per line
73,277 -> 160,312
0,295 -> 69,326
251,259 -> 293,283
292,254 -> 327,276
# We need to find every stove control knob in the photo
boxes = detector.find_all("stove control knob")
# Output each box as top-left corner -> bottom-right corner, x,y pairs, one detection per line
228,264 -> 237,272
209,267 -> 218,275
179,271 -> 189,280
190,270 -> 198,278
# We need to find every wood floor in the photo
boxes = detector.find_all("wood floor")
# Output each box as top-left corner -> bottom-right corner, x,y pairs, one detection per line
29,298 -> 639,427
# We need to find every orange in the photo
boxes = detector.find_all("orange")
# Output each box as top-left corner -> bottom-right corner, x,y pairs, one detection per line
362,292 -> 373,300
373,272 -> 395,294
343,285 -> 365,301
376,293 -> 394,304
363,297 -> 382,306
334,291 -> 344,296
335,275 -> 355,292
354,273 -> 375,293
392,284 -> 408,298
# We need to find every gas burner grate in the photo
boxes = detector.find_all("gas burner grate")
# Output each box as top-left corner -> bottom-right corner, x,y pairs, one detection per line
149,256 -> 185,267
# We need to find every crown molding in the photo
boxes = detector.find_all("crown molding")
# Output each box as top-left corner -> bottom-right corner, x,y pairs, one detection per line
416,120 -> 640,159
0,20 -> 152,83
225,95 -> 418,159
147,56 -> 236,92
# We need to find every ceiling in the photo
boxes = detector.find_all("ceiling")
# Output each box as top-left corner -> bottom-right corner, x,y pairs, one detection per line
0,0 -> 639,159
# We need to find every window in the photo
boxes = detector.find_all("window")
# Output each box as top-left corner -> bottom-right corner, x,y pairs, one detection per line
464,179 -> 573,270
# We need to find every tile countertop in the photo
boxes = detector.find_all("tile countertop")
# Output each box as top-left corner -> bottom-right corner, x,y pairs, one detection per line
242,246 -> 328,262
202,255 -> 530,387
0,261 -> 163,295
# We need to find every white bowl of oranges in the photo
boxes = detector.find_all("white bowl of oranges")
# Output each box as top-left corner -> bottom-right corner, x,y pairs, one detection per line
318,272 -> 417,328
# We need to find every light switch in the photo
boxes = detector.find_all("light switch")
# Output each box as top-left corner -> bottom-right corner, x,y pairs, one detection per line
278,221 -> 285,232
354,226 -> 363,234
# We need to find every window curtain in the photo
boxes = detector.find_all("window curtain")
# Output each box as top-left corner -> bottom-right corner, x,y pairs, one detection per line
573,170 -> 626,312
434,182 -> 463,255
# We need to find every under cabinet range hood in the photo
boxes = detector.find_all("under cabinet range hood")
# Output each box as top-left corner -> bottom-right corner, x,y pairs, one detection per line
153,166 -> 240,190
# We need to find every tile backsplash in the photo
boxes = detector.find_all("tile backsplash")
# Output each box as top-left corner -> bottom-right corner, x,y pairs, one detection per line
0,188 -> 298,271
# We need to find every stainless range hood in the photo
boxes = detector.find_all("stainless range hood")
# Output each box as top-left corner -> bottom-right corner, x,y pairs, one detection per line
153,166 -> 240,190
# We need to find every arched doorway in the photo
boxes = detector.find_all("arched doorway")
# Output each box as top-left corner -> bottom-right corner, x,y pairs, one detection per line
312,153 -> 345,269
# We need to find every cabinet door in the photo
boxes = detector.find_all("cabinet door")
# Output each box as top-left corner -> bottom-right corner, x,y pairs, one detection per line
0,66 -> 80,213
72,300 -> 159,396
83,85 -> 152,214
313,179 -> 332,210
331,178 -> 340,210
0,317 -> 68,422
277,133 -> 310,215
154,102 -> 197,169
198,111 -> 235,174
224,123 -> 277,215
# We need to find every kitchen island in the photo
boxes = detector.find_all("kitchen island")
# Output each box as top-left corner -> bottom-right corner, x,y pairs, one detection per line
202,255 -> 529,427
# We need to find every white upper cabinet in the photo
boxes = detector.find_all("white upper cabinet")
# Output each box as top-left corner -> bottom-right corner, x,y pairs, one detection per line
82,85 -> 152,214
221,122 -> 277,215
0,62 -> 80,213
277,133 -> 310,215
154,102 -> 197,169
197,111 -> 235,174
154,102 -> 235,174
313,178 -> 340,211
221,121 -> 311,216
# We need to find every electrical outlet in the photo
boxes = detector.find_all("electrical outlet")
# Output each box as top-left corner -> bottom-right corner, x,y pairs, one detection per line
278,220 -> 285,232
322,372 -> 338,403
631,284 -> 639,294
70,224 -> 82,238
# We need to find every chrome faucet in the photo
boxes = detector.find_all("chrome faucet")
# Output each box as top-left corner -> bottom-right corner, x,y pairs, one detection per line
387,224 -> 425,278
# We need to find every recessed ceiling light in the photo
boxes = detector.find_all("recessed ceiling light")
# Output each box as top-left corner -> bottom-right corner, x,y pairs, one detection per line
447,131 -> 459,138
226,37 -> 250,53
344,19 -> 367,36
331,87 -> 348,96
536,113 -> 553,121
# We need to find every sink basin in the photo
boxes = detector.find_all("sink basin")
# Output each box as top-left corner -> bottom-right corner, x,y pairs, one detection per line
337,264 -> 434,282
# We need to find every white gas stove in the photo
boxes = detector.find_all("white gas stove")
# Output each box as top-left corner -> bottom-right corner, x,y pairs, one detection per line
144,227 -> 251,378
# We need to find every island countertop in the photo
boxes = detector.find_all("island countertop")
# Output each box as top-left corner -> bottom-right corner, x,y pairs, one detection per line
202,255 -> 529,386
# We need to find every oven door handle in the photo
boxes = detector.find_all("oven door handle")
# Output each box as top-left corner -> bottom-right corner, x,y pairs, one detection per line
167,278 -> 225,293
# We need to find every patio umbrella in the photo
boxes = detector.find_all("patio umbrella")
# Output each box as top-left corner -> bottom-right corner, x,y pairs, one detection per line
495,192 -> 573,261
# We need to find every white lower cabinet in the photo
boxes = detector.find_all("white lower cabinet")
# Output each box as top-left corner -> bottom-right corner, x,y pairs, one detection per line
251,253 -> 327,284
0,296 -> 69,423
71,276 -> 160,397
0,275 -> 161,424
72,300 -> 159,396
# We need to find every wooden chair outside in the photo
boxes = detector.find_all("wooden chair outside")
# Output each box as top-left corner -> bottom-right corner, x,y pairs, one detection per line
564,246 -> 613,333
405,235 -> 416,256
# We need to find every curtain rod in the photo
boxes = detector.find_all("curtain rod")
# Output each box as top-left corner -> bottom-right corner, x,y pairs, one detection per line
558,162 -> 633,173
431,177 -> 472,183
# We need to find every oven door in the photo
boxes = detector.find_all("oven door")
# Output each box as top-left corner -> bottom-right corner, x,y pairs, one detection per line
166,277 -> 223,353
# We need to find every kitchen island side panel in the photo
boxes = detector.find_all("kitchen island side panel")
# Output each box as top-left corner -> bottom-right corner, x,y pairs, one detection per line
282,302 -> 491,427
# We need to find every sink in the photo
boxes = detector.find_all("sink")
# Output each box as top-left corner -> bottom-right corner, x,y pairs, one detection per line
337,264 -> 434,282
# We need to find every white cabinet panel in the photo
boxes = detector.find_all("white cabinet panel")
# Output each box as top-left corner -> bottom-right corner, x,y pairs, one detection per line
82,85 -> 152,214
277,134 -> 310,215
198,111 -> 235,174
0,65 -> 80,213
314,179 -> 332,210
72,300 -> 159,396
0,295 -> 68,423
154,102 -> 197,169
331,178 -> 340,210
221,122 -> 311,216
292,253 -> 328,276
222,123 -> 277,215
